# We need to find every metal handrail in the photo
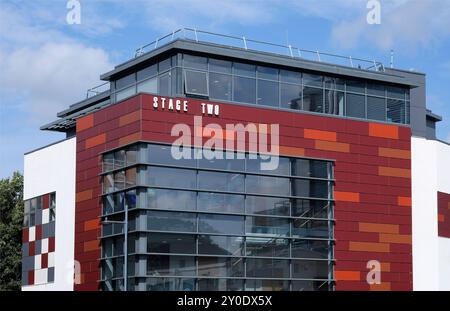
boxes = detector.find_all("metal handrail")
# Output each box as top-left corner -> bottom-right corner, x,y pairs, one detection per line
133,27 -> 385,72
86,81 -> 110,98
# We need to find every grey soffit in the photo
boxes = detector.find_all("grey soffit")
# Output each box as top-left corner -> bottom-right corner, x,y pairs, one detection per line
40,94 -> 111,131
100,39 -> 421,87
57,91 -> 110,118
426,109 -> 443,122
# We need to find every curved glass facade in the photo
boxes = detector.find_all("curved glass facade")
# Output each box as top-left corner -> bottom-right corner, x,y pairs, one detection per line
100,143 -> 335,291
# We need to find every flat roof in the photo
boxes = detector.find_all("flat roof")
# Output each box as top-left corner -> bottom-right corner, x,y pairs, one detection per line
101,39 -> 422,87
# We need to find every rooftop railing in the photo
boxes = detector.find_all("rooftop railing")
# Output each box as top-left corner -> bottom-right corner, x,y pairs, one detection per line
86,28 -> 386,98
135,27 -> 385,72
86,81 -> 109,98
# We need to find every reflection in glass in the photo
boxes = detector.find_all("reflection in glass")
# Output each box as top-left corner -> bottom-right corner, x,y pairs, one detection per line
198,257 -> 244,277
246,237 -> 289,257
198,214 -> 244,235
147,211 -> 196,232
209,73 -> 232,101
246,259 -> 289,278
280,83 -> 302,110
147,255 -> 196,276
246,216 -> 290,236
246,175 -> 289,196
233,76 -> 256,104
197,192 -> 244,214
303,87 -> 323,113
198,235 -> 244,256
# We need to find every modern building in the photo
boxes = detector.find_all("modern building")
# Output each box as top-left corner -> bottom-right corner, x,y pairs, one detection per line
21,29 -> 450,291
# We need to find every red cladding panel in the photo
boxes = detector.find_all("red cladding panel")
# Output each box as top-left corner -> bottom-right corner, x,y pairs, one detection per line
74,94 -> 412,291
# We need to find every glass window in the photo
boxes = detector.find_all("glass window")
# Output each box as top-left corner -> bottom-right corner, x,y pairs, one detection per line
198,257 -> 244,277
292,260 -> 329,279
198,214 -> 244,235
145,166 -> 197,189
257,79 -> 279,107
198,155 -> 244,171
116,86 -> 136,102
158,73 -> 170,96
246,196 -> 290,216
198,235 -> 244,256
367,96 -> 386,121
346,79 -> 365,94
367,83 -> 385,97
114,150 -> 126,169
147,233 -> 196,254
103,195 -> 114,215
114,171 -> 125,191
103,153 -> 114,172
387,86 -> 405,99
102,238 -> 114,257
291,219 -> 329,238
246,279 -> 289,291
126,146 -> 137,165
198,278 -> 244,291
209,73 -> 232,101
324,77 -> 345,91
246,175 -> 290,196
147,211 -> 197,232
233,76 -> 256,104
387,98 -> 405,124
209,58 -> 232,74
292,280 -> 329,291
246,216 -> 289,236
291,159 -> 330,179
23,200 -> 30,227
324,89 -> 344,115
197,171 -> 244,192
247,156 -> 290,175
103,174 -> 114,194
115,74 -> 135,90
233,62 -> 256,77
183,54 -> 207,70
303,73 -> 323,88
303,87 -> 323,113
246,258 -> 289,278
126,168 -> 137,187
291,199 -> 330,219
346,93 -> 365,118
126,190 -> 137,209
291,239 -> 329,259
184,70 -> 208,96
197,192 -> 245,214
171,67 -> 182,95
280,69 -> 301,84
147,255 -> 196,276
49,193 -> 56,222
145,277 -> 195,291
257,66 -> 278,80
280,83 -> 302,110
137,77 -> 157,94
145,188 -> 196,211
158,58 -> 171,72
146,144 -> 195,167
246,237 -> 289,257
137,64 -> 157,81
291,179 -> 330,199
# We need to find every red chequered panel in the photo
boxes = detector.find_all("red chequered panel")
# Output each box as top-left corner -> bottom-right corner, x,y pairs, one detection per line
28,241 -> 35,256
74,94 -> 412,291
22,228 -> 29,243
28,271 -> 34,286
48,236 -> 55,253
42,194 -> 49,209
438,192 -> 450,238
41,253 -> 48,269
35,225 -> 42,240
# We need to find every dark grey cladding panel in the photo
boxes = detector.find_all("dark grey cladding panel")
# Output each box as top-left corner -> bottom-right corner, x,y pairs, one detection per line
22,256 -> 34,272
22,243 -> 29,257
22,270 -> 28,286
100,39 -> 420,87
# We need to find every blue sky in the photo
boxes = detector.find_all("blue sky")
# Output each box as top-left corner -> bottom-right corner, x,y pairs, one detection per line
1,0 -> 449,179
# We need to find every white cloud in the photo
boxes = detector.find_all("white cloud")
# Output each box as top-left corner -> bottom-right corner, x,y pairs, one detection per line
329,0 -> 450,50
0,2 -> 114,123
140,0 -> 274,33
